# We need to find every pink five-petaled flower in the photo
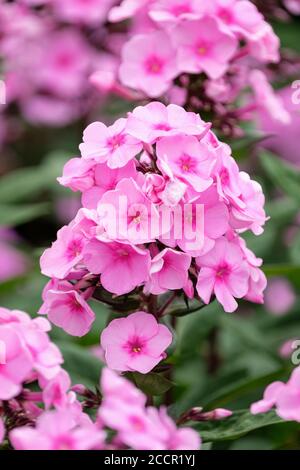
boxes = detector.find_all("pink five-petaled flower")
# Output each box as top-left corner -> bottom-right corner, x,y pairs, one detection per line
196,237 -> 249,313
39,279 -> 95,337
171,16 -> 238,79
126,101 -> 209,144
0,327 -> 33,400
80,118 -> 142,169
146,248 -> 192,295
10,409 -> 104,450
100,311 -> 172,373
83,240 -> 151,296
40,224 -> 86,279
119,31 -> 178,98
156,135 -> 214,192
251,366 -> 300,422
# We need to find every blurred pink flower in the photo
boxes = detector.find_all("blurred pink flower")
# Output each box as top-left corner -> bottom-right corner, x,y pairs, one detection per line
10,409 -> 104,450
171,16 -> 237,79
251,366 -> 300,422
264,277 -> 296,315
119,31 -> 178,98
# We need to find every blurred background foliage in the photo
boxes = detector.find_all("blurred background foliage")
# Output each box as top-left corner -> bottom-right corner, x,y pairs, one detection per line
1,3 -> 300,450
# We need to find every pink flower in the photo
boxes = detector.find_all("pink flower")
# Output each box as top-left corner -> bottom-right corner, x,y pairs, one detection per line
257,86 -> 300,165
156,135 -> 214,192
251,367 -> 300,422
230,171 -> 267,235
171,16 -> 237,79
196,237 -> 249,312
42,370 -> 72,409
80,118 -> 142,169
53,0 -> 114,26
284,0 -> 300,14
264,278 -> 296,316
58,158 -> 96,193
126,101 -> 209,143
100,311 -> 172,373
39,280 -> 95,337
145,407 -> 201,450
33,30 -> 93,99
83,240 -> 151,295
0,327 -> 33,400
40,222 -> 87,279
146,248 -> 191,294
10,409 -> 104,450
249,70 -> 291,125
119,31 -> 178,97
82,161 -> 137,209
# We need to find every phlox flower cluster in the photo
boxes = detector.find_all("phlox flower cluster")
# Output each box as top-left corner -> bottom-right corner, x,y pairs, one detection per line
40,102 -> 267,373
89,0 -> 290,136
0,308 -> 200,451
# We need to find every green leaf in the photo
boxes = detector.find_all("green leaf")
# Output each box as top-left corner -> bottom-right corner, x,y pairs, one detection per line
260,151 -> 300,203
290,232 -> 300,264
177,302 -> 222,359
0,203 -> 50,226
193,410 -> 284,443
0,151 -> 71,203
130,372 -> 173,396
56,341 -> 102,389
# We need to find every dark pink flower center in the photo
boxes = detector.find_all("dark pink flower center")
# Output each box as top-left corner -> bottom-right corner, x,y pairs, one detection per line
145,55 -> 164,75
56,53 -> 74,69
196,41 -> 210,57
67,296 -> 83,313
107,133 -> 125,150
125,336 -> 145,356
216,263 -> 231,279
66,239 -> 84,261
154,122 -> 171,131
218,8 -> 233,24
178,154 -> 197,173
129,415 -> 146,431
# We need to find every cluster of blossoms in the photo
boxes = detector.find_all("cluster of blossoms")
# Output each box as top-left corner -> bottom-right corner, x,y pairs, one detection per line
88,0 -> 291,136
39,102 -> 267,374
0,0 -> 117,130
0,308 -> 203,450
